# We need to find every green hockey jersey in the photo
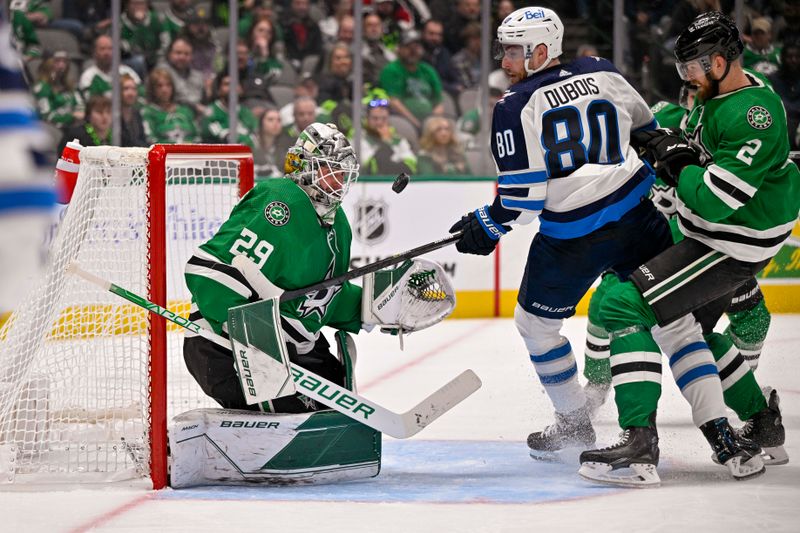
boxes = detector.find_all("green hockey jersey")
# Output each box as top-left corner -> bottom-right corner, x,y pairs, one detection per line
676,72 -> 800,262
185,179 -> 362,354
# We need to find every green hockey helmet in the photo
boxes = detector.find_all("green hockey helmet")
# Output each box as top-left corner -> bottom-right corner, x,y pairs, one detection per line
284,122 -> 359,224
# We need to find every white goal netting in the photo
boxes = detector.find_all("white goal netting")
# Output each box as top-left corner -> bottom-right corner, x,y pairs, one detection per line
0,145 -> 250,485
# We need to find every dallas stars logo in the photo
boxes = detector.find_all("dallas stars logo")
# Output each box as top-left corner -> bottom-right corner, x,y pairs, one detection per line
297,233 -> 341,320
264,201 -> 290,226
747,106 -> 772,130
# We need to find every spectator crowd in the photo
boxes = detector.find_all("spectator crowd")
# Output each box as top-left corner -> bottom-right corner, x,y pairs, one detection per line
11,0 -> 800,179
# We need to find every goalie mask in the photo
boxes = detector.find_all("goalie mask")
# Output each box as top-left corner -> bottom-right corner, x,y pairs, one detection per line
284,122 -> 359,224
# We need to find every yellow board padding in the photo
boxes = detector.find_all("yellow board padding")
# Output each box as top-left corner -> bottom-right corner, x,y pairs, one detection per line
3,286 -> 797,338
1,301 -> 193,340
450,285 -> 800,318
759,284 -> 800,313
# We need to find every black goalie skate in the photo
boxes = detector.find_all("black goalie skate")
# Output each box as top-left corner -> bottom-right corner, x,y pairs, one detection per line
726,389 -> 788,466
527,406 -> 596,461
700,417 -> 765,480
578,423 -> 660,488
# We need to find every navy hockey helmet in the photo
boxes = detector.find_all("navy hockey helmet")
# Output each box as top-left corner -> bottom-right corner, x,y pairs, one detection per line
674,11 -> 743,80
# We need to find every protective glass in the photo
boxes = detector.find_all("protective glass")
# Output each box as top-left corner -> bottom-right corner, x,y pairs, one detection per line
493,41 -> 525,61
678,81 -> 697,110
675,55 -> 713,80
368,98 -> 389,108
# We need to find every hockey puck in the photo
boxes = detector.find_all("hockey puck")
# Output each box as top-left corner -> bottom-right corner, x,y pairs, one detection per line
392,172 -> 410,193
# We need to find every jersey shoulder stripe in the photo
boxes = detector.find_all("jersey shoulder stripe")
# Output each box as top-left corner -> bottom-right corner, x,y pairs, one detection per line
186,252 -> 255,300
498,169 -> 548,186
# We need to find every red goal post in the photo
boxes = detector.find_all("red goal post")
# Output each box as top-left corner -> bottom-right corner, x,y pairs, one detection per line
147,145 -> 253,489
0,144 -> 254,489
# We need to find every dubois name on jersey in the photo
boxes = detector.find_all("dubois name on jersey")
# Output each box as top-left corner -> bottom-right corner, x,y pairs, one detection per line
488,56 -> 658,239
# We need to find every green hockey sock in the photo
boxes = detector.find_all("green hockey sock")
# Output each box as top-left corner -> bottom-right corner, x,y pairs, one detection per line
705,332 -> 767,421
610,330 -> 662,428
725,299 -> 770,370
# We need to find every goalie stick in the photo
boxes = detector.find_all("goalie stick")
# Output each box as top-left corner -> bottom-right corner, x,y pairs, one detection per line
277,231 -> 462,301
66,262 -> 481,439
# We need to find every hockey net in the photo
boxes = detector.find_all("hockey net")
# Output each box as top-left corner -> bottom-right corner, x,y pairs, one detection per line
0,144 -> 253,488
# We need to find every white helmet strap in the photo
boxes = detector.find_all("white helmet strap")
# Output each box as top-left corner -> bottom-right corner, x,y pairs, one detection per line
524,43 -> 554,75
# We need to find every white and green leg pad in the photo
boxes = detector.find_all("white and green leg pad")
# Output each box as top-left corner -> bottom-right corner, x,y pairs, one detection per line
336,330 -> 357,392
169,408 -> 381,488
228,298 -> 296,404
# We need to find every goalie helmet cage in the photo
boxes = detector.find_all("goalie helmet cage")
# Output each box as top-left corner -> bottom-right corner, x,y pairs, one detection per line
0,144 -> 254,489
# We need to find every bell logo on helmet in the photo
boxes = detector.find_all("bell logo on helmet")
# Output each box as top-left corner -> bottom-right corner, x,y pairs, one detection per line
525,9 -> 545,19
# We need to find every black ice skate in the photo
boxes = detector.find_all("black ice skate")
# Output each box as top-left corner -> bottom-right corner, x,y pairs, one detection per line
578,422 -> 660,488
737,389 -> 788,466
700,417 -> 765,480
527,406 -> 595,461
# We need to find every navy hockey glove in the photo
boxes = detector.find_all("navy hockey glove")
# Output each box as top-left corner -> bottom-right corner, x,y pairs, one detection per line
449,206 -> 509,256
631,129 -> 700,187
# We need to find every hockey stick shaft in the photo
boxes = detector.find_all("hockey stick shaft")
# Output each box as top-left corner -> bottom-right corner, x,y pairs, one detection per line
279,231 -> 462,301
67,262 -> 481,438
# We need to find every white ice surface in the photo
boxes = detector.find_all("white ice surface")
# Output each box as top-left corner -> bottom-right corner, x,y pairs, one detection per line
3,315 -> 799,533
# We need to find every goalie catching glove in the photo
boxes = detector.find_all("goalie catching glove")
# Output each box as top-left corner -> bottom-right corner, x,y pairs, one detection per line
630,128 -> 701,187
362,258 -> 456,337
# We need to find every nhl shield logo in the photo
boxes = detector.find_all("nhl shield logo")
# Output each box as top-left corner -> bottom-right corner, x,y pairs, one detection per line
354,198 -> 388,245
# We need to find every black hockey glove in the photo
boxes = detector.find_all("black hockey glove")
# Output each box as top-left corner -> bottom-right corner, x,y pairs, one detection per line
631,129 -> 700,187
630,128 -> 675,156
449,207 -> 510,256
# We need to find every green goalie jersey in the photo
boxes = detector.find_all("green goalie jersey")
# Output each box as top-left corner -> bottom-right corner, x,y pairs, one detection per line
676,72 -> 800,262
184,178 -> 362,353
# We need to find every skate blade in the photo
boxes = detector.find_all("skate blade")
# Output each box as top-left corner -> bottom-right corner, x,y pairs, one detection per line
528,445 -> 587,464
528,449 -> 560,463
726,455 -> 766,480
761,446 -> 789,466
578,462 -> 660,488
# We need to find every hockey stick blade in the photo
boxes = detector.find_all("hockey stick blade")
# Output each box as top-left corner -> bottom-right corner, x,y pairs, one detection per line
288,365 -> 481,438
67,262 -> 482,438
398,369 -> 482,437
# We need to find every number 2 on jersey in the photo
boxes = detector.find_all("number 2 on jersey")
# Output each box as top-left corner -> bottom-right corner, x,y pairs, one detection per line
230,228 -> 274,268
541,99 -> 622,178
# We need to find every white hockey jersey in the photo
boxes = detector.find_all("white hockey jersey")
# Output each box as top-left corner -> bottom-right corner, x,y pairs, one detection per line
488,56 -> 657,239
